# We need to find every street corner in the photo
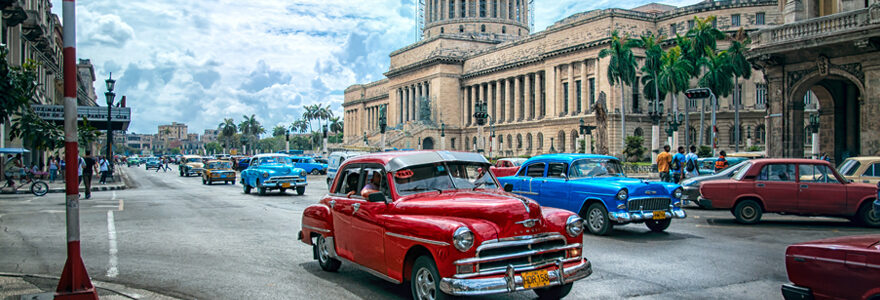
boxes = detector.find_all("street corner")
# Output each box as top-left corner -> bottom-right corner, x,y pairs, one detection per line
0,273 -> 182,300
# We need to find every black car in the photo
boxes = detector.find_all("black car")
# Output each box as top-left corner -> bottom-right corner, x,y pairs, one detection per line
680,161 -> 748,207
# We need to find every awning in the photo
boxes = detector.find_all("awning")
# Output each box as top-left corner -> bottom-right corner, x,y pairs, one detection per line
0,148 -> 31,154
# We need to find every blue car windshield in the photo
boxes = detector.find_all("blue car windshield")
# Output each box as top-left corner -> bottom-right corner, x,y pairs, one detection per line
394,162 -> 497,196
257,156 -> 291,165
569,159 -> 624,178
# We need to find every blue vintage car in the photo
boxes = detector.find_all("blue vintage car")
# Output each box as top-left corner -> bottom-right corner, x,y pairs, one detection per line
289,156 -> 328,175
240,154 -> 308,195
497,154 -> 686,235
145,157 -> 161,170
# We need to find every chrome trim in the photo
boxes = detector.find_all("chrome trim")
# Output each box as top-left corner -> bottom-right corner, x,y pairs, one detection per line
476,233 -> 566,252
512,190 -> 539,195
338,256 -> 402,284
455,243 -> 581,265
386,232 -> 450,246
788,254 -> 880,270
303,224 -> 330,233
515,218 -> 539,228
352,203 -> 361,214
439,259 -> 592,296
453,257 -> 581,279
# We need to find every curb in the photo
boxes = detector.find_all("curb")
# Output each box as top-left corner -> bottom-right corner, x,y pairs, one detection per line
1,169 -> 131,195
0,272 -> 182,300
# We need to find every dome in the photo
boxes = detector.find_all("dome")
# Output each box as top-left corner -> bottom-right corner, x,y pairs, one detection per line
422,0 -> 531,39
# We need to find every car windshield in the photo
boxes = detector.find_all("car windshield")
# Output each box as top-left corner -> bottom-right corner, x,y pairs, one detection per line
838,159 -> 861,176
394,162 -> 497,196
509,158 -> 527,166
732,162 -> 753,181
185,158 -> 201,163
258,156 -> 291,165
720,161 -> 748,176
207,162 -> 232,169
569,158 -> 624,178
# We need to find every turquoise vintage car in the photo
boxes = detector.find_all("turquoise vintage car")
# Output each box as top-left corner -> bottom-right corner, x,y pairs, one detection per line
240,154 -> 307,195
498,154 -> 686,235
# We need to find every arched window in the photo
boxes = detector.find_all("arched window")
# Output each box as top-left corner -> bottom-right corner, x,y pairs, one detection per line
459,25 -> 464,33
755,125 -> 766,144
516,134 -> 523,149
570,130 -> 578,152
481,24 -> 486,33
688,127 -> 697,146
472,137 -> 478,149
502,26 -> 506,34
728,126 -> 736,145
440,27 -> 444,34
507,134 -> 513,149
634,127 -> 644,137
526,133 -> 532,150
557,130 -> 566,152
518,29 -> 522,35
537,132 -> 544,149
498,135 -> 504,149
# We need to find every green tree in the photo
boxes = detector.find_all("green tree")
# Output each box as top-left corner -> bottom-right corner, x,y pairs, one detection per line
698,47 -> 734,99
728,28 -> 752,152
329,116 -> 343,134
623,135 -> 647,163
290,119 -> 308,134
205,142 -> 222,155
218,118 -> 237,153
0,46 -> 38,126
687,16 -> 726,145
657,46 -> 695,145
598,30 -> 638,153
302,104 -> 318,133
78,117 -> 102,147
634,33 -> 665,105
272,125 -> 286,137
9,110 -> 64,152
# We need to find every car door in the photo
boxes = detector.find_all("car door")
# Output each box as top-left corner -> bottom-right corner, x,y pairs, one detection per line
327,163 -> 363,261
243,158 -> 259,186
538,162 -> 569,209
349,164 -> 389,273
754,163 -> 798,212
797,164 -> 847,215
511,162 -> 545,200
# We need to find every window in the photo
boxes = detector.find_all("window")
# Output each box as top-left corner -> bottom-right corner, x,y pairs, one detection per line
492,0 -> 497,18
460,0 -> 466,18
394,162 -> 496,195
481,24 -> 486,32
575,80 -> 582,112
441,27 -> 445,34
803,90 -> 814,107
670,24 -> 677,36
516,134 -> 522,149
508,0 -> 514,19
362,166 -> 391,199
799,164 -> 840,184
569,158 -> 624,178
756,12 -> 765,25
688,19 -> 695,30
502,26 -> 506,34
731,14 -> 741,27
632,77 -> 640,112
480,0 -> 486,17
451,138 -> 456,149
516,0 -> 521,22
755,83 -> 767,108
864,163 -> 880,177
499,135 -> 503,148
839,160 -> 861,176
562,82 -> 569,115
547,163 -> 567,178
634,127 -> 644,137
334,164 -> 362,194
537,132 -> 544,149
449,0 -> 455,19
525,163 -> 546,177
758,164 -> 796,182
459,25 -> 465,33
589,78 -> 595,108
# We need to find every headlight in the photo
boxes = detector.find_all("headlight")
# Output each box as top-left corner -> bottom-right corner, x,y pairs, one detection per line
300,170 -> 306,177
452,226 -> 474,252
673,188 -> 683,199
262,172 -> 269,178
616,189 -> 628,201
565,215 -> 584,237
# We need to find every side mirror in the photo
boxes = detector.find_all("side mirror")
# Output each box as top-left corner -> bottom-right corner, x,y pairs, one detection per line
503,183 -> 513,192
368,192 -> 387,203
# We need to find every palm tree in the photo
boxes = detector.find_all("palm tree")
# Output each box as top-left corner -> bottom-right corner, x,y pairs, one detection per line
657,46 -> 695,146
728,28 -> 752,152
599,30 -> 638,154
687,16 -> 725,145
290,119 -> 308,134
698,47 -> 735,151
302,104 -> 318,133
238,114 -> 262,154
329,116 -> 343,134
272,125 -> 286,137
218,118 -> 237,154
316,104 -> 333,132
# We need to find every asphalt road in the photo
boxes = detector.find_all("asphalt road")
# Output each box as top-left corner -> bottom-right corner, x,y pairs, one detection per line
1,166 -> 877,299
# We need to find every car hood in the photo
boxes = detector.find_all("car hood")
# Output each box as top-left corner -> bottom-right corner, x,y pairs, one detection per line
257,164 -> 302,175
570,177 -> 675,196
792,234 -> 880,250
185,162 -> 204,168
394,190 -> 545,239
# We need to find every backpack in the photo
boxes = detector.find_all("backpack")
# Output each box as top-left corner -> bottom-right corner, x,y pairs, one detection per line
685,157 -> 696,172
671,157 -> 681,171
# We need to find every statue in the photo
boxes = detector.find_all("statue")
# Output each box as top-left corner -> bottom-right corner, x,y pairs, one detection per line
591,91 -> 610,155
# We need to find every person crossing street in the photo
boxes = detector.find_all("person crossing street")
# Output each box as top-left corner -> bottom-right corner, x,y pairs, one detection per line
685,146 -> 700,179
671,146 -> 686,184
657,145 -> 672,183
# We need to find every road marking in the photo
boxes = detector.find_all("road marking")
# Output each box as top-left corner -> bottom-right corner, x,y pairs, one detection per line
119,199 -> 124,211
106,210 -> 119,278
112,191 -> 116,200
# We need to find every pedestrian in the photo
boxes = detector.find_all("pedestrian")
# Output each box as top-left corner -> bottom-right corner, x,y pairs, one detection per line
48,157 -> 58,183
685,145 -> 700,179
657,145 -> 672,183
59,158 -> 65,182
714,150 -> 729,173
3,154 -> 20,189
99,156 -> 110,184
820,152 -> 830,162
671,146 -> 686,184
81,150 -> 97,199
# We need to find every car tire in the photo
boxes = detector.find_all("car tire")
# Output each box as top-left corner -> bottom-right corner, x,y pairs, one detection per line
202,178 -> 206,185
411,256 -> 448,300
584,203 -> 612,236
645,219 -> 672,232
258,185 -> 267,196
315,235 -> 341,272
854,201 -> 880,228
243,183 -> 251,194
280,188 -> 287,194
297,186 -> 305,195
310,169 -> 320,175
733,200 -> 763,224
533,283 -> 573,299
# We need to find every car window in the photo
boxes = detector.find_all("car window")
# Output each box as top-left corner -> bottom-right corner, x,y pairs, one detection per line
360,165 -> 390,199
863,163 -> 880,177
547,163 -> 567,178
838,159 -> 860,176
334,164 -> 362,194
446,162 -> 497,189
569,158 -> 624,178
393,162 -> 496,196
525,163 -> 545,178
732,162 -> 752,180
799,164 -> 839,183
758,164 -> 796,182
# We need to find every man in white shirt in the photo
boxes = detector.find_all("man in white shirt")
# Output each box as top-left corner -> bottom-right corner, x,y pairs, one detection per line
98,156 -> 110,184
684,145 -> 700,179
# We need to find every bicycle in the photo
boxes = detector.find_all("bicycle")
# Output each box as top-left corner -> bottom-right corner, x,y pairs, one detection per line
2,171 -> 49,196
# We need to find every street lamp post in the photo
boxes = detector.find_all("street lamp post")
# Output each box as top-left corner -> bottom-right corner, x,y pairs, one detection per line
666,111 -> 683,151
647,99 -> 664,165
473,99 -> 488,155
239,136 -> 246,155
104,73 -> 116,182
322,124 -> 328,156
363,131 -> 368,147
579,119 -> 596,154
379,105 -> 387,151
440,123 -> 446,150
809,113 -> 820,159
685,88 -> 716,155
746,126 -> 753,148
285,129 -> 290,153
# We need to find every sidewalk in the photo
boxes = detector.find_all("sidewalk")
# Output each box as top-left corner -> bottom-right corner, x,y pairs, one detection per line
0,273 -> 180,300
0,168 -> 130,195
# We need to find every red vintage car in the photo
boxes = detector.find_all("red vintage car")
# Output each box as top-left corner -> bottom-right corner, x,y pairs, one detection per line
699,158 -> 879,226
298,151 -> 592,299
782,235 -> 880,300
490,157 -> 527,178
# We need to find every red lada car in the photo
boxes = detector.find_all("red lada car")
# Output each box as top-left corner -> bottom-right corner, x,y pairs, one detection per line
699,159 -> 879,226
298,151 -> 592,299
782,235 -> 880,300
490,157 -> 527,178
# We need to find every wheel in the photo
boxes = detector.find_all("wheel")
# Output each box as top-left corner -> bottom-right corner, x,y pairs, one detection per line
258,185 -> 267,196
533,283 -> 573,299
315,235 -> 341,272
310,169 -> 320,175
279,188 -> 287,194
411,256 -> 448,300
645,219 -> 672,232
243,183 -> 251,194
202,177 -> 207,185
297,186 -> 305,195
30,181 -> 48,196
733,200 -> 763,224
854,201 -> 880,227
583,203 -> 612,235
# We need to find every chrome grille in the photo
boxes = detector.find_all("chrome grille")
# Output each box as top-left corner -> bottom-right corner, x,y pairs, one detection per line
627,197 -> 671,211
457,234 -> 573,275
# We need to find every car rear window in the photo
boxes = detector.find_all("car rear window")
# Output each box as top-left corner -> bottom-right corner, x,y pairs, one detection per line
838,159 -> 861,176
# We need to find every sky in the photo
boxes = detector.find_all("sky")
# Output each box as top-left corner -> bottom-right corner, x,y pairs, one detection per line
50,0 -> 701,137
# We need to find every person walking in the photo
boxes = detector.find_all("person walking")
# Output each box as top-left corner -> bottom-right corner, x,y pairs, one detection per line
48,157 -> 58,183
657,145 -> 672,183
81,150 -> 97,199
714,150 -> 729,173
59,158 -> 66,182
98,156 -> 110,184
684,146 -> 700,179
671,146 -> 686,184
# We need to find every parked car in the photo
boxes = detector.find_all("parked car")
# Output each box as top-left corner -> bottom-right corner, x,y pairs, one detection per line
314,157 -> 328,165
202,160 -> 236,185
241,154 -> 307,195
837,156 -> 880,184
233,156 -> 250,171
497,154 -> 686,235
696,157 -> 749,175
145,157 -> 161,170
782,234 -> 880,300
326,151 -> 367,187
299,151 -> 592,299
680,161 -> 749,207
490,157 -> 527,178
290,156 -> 328,175
178,155 -> 205,177
699,158 -> 880,226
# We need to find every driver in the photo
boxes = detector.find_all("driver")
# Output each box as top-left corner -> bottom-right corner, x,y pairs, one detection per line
354,171 -> 383,198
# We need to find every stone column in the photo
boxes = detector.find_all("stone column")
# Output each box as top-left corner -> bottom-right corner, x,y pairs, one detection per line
525,73 -> 533,120
766,72 -> 784,158
493,80 -> 501,123
412,84 -> 417,122
507,77 -> 515,122
546,65 -> 557,118
513,75 -> 521,122
581,60 -> 588,115
404,87 -> 410,122
568,63 -> 576,114
534,72 -> 542,119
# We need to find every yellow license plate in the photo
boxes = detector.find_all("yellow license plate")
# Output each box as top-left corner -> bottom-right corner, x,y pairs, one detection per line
653,210 -> 666,220
522,269 -> 550,289
282,183 -> 291,188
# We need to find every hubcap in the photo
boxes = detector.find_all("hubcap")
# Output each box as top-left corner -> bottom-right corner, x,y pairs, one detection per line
415,267 -> 436,300
318,237 -> 330,263
589,208 -> 605,231
742,206 -> 756,220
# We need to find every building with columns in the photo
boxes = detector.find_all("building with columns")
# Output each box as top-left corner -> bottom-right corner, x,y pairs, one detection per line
344,0 -> 784,158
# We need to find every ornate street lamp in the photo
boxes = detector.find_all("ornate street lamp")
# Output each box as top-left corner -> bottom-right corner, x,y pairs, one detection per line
439,122 -> 446,150
240,135 -> 247,155
363,131 -> 368,146
666,111 -> 683,149
104,73 -> 117,180
647,99 -> 664,164
809,112 -> 820,158
579,118 -> 596,154
473,100 -> 489,154
378,105 -> 387,150
285,129 -> 290,153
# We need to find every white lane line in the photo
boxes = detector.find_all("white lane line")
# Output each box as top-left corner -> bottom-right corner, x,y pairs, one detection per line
106,210 -> 119,278
112,191 -> 117,200
119,198 -> 124,211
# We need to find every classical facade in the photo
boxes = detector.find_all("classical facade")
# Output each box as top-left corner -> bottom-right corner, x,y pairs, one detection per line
748,0 -> 880,163
344,0 -> 784,157
158,122 -> 188,142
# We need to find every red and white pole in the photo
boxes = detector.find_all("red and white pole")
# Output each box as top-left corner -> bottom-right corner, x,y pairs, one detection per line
56,0 -> 98,299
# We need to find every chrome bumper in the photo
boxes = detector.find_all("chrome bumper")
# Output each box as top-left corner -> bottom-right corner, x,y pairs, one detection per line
681,186 -> 700,204
608,208 -> 687,223
439,259 -> 592,296
262,178 -> 307,188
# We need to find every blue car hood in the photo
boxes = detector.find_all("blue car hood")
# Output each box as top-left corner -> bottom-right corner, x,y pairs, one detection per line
258,164 -> 300,175
569,176 -> 674,197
